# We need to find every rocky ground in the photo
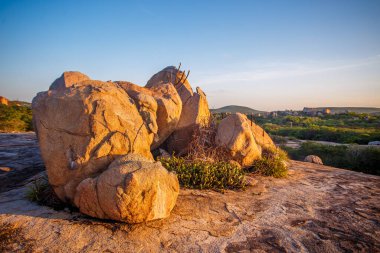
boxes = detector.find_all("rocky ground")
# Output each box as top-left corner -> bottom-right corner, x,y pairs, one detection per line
0,133 -> 379,252
0,133 -> 44,192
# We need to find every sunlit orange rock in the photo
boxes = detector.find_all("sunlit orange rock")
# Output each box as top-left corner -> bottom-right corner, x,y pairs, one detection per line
216,113 -> 262,167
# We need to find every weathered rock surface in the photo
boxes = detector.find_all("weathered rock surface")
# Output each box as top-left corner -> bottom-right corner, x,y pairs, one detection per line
250,121 -> 276,150
216,113 -> 262,167
0,135 -> 379,252
146,66 -> 211,155
304,155 -> 323,165
115,81 -> 158,142
32,79 -> 153,202
116,81 -> 182,149
74,154 -> 179,223
167,86 -> 211,155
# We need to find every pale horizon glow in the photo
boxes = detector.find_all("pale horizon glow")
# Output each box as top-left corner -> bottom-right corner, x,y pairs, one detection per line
0,0 -> 379,111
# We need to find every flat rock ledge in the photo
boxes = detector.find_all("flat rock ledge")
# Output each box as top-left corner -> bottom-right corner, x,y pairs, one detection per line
0,161 -> 379,252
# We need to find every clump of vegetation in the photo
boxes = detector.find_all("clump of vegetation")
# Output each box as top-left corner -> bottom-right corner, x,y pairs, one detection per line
265,125 -> 380,145
283,142 -> 380,175
159,156 -> 246,190
249,147 -> 289,178
26,176 -> 66,210
158,117 -> 289,190
251,112 -> 380,144
0,104 -> 33,132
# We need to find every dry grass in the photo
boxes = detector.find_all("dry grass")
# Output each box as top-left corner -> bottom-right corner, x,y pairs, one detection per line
186,119 -> 229,163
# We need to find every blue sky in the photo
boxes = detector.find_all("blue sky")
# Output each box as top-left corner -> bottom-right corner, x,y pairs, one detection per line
0,0 -> 379,110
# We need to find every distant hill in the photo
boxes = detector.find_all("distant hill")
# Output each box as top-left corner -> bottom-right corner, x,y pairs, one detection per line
211,105 -> 267,115
303,107 -> 380,114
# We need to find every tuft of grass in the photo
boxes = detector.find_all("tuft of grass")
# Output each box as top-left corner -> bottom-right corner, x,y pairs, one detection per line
26,176 -> 66,210
159,156 -> 246,190
249,147 -> 289,178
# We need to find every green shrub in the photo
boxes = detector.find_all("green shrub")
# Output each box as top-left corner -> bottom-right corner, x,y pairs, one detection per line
26,177 -> 50,202
26,177 -> 66,210
0,104 -> 33,132
159,156 -> 246,190
257,113 -> 380,145
249,147 -> 289,178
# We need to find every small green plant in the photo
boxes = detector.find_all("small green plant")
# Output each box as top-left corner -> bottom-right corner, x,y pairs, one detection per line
26,178 -> 49,202
26,176 -> 66,210
159,156 -> 246,190
249,147 -> 289,178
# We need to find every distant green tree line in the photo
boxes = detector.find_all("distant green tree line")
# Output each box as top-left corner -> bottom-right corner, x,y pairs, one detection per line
254,113 -> 380,144
0,104 -> 33,132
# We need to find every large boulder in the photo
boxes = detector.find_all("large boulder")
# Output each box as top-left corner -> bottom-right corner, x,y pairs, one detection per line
116,81 -> 182,149
215,113 -> 262,167
32,77 -> 153,202
304,155 -> 323,165
146,66 -> 211,155
74,154 -> 179,223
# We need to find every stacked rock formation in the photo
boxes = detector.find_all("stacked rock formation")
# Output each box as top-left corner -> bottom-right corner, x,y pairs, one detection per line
32,66 -> 276,223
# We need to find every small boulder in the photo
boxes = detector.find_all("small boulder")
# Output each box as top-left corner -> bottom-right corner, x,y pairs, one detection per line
146,66 -> 193,102
215,113 -> 261,167
158,148 -> 171,159
49,71 -> 90,91
74,154 -> 179,223
304,155 -> 323,165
